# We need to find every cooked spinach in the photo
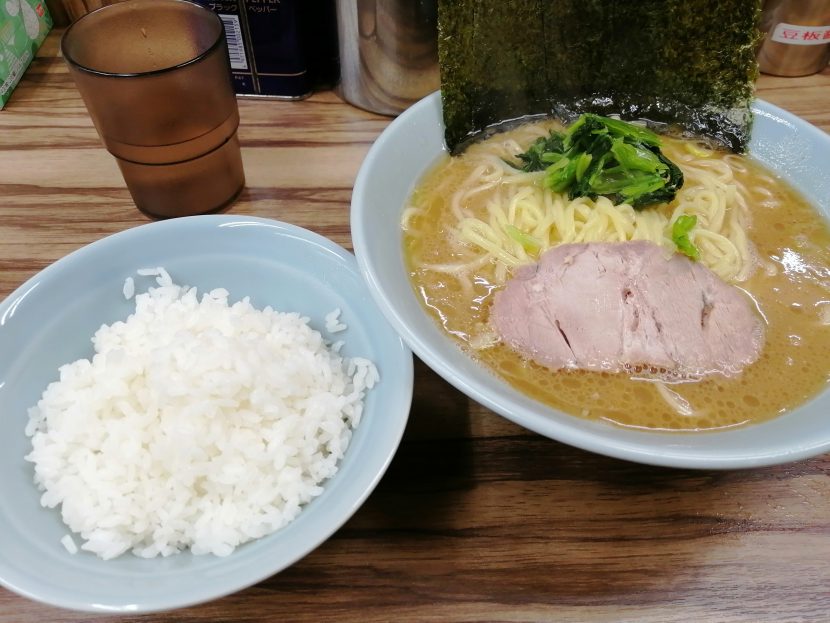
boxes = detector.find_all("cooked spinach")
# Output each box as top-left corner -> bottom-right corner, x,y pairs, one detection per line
672,214 -> 701,260
516,132 -> 565,172
514,114 -> 684,209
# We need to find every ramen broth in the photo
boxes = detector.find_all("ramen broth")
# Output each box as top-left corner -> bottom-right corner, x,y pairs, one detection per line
403,121 -> 830,431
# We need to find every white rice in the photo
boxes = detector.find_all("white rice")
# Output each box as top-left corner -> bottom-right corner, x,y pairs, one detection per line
324,308 -> 347,333
60,534 -> 78,554
25,271 -> 378,560
122,277 -> 134,300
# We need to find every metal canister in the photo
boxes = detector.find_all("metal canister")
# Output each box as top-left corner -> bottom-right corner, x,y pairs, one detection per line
758,0 -> 830,77
335,0 -> 439,115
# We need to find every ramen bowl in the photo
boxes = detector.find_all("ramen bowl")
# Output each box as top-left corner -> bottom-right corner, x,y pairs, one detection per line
351,91 -> 830,470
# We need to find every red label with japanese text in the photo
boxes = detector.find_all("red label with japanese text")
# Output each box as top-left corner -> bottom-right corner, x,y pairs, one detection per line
771,22 -> 830,45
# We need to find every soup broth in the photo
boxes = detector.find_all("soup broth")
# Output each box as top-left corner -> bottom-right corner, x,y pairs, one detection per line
403,121 -> 830,431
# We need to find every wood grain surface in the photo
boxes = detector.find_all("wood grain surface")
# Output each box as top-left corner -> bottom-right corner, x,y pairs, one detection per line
1,31 -> 830,623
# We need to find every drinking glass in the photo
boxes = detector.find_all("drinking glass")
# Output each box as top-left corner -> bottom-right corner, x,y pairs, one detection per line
61,0 -> 245,218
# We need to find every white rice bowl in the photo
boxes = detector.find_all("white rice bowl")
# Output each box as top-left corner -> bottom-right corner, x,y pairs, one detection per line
0,216 -> 412,613
25,268 -> 378,560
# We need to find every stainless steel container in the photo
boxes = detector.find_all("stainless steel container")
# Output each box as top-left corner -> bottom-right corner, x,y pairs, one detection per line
758,0 -> 830,76
335,0 -> 439,115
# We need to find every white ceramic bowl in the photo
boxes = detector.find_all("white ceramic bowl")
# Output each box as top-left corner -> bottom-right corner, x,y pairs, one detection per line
351,91 -> 830,470
0,215 -> 413,612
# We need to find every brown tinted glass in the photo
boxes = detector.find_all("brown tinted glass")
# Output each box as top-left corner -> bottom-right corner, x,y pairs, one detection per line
62,0 -> 244,218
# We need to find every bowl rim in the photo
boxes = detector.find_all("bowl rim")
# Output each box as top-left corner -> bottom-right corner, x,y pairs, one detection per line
351,90 -> 830,470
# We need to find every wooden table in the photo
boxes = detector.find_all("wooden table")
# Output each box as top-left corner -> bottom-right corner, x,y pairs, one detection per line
1,31 -> 829,623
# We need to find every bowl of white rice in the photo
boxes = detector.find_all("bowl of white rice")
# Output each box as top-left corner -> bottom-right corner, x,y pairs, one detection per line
0,215 -> 413,612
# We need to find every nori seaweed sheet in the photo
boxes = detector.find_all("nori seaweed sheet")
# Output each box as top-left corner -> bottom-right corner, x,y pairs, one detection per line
438,0 -> 762,153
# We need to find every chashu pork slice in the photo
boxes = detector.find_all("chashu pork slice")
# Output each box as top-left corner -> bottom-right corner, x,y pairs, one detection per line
491,241 -> 764,377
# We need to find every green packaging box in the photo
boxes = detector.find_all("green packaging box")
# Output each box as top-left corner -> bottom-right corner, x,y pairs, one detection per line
0,0 -> 52,109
